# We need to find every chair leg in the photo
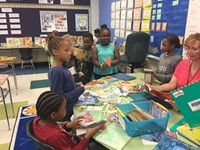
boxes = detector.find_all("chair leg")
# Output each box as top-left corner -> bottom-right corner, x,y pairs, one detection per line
0,87 -> 10,130
30,60 -> 35,70
21,60 -> 24,71
7,79 -> 15,118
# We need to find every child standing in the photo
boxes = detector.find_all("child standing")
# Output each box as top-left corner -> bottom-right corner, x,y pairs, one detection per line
154,34 -> 182,84
47,35 -> 85,121
33,91 -> 105,150
62,34 -> 84,83
92,27 -> 120,79
79,32 -> 94,84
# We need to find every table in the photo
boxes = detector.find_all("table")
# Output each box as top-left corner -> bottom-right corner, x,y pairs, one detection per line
0,46 -> 47,64
74,73 -> 198,150
9,73 -> 198,150
0,57 -> 18,94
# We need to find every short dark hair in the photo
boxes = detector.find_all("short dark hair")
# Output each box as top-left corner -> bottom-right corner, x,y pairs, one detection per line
83,32 -> 93,41
94,29 -> 100,34
164,34 -> 181,48
101,24 -> 107,29
100,27 -> 111,35
36,91 -> 65,119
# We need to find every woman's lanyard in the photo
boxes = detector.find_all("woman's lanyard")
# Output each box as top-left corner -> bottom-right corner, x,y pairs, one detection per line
187,62 -> 200,84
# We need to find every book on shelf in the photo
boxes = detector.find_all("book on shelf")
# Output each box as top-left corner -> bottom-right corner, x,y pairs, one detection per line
24,37 -> 33,47
153,135 -> 199,150
170,80 -> 200,128
6,38 -> 14,48
34,37 -> 42,46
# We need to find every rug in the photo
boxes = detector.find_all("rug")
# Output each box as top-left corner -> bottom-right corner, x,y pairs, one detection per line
30,79 -> 49,89
0,101 -> 28,120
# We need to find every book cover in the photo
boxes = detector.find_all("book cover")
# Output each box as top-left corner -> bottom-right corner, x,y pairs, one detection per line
34,37 -> 42,46
19,37 -> 24,47
106,112 -> 119,124
24,37 -> 33,47
170,80 -> 200,127
13,38 -> 20,47
95,123 -> 131,150
177,122 -> 200,146
112,73 -> 136,81
6,38 -> 14,48
76,94 -> 99,105
153,135 -> 199,150
141,131 -> 178,145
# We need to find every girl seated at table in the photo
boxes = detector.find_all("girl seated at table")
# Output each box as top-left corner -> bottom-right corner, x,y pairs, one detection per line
33,91 -> 106,150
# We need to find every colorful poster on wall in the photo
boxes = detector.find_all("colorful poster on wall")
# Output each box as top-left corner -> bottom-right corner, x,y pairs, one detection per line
75,14 -> 88,31
40,11 -> 68,32
60,0 -> 74,5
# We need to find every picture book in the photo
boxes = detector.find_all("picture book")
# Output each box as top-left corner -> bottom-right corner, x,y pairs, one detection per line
145,84 -> 173,101
170,80 -> 200,127
112,73 -> 136,81
13,38 -> 20,47
79,112 -> 106,128
6,38 -> 14,48
74,48 -> 86,60
106,112 -> 119,124
19,37 -> 24,47
153,135 -> 199,150
176,122 -> 200,146
150,101 -> 168,118
24,37 -> 33,47
76,93 -> 99,105
141,131 -> 178,145
95,123 -> 131,150
34,37 -> 42,46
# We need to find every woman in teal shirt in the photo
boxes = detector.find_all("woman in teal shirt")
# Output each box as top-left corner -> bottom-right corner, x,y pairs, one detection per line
92,27 -> 120,79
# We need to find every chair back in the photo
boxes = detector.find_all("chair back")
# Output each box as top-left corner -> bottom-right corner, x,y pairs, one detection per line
26,120 -> 55,150
19,48 -> 33,60
125,32 -> 150,64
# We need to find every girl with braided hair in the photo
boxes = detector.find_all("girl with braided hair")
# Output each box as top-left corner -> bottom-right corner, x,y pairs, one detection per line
33,91 -> 105,150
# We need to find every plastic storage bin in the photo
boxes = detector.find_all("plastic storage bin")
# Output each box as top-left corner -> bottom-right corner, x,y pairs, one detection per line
115,101 -> 172,137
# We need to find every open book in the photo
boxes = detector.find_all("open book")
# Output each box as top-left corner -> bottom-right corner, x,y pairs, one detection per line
73,112 -> 106,128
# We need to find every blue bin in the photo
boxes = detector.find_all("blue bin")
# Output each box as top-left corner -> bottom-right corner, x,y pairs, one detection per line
115,101 -> 172,137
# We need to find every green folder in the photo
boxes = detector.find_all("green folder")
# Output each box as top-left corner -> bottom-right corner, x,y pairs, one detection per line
170,81 -> 200,128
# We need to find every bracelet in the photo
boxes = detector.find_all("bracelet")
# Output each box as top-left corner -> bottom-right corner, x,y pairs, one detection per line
100,63 -> 103,69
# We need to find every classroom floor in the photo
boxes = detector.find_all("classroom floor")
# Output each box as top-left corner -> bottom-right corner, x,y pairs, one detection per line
0,63 -> 50,150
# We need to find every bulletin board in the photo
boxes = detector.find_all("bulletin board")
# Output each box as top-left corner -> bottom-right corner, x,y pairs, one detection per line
0,0 -> 90,6
0,3 -> 89,43
149,0 -> 189,56
100,0 -> 189,57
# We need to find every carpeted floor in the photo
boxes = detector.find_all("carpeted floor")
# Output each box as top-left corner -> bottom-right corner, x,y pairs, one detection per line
30,79 -> 49,89
0,101 -> 28,120
0,63 -> 49,76
0,143 -> 9,150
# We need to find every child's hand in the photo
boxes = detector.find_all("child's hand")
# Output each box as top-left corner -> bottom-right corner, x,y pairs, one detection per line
101,63 -> 108,70
66,116 -> 84,129
84,123 -> 106,140
79,71 -> 84,77
76,82 -> 83,86
80,57 -> 87,62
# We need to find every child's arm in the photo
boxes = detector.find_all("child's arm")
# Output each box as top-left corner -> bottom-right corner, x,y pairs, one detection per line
64,86 -> 85,104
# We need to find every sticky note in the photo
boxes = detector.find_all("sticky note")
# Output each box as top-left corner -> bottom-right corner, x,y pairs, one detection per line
106,57 -> 111,67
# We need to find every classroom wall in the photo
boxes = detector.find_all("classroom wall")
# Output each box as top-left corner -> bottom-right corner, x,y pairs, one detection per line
99,0 -> 189,57
99,0 -> 124,45
90,0 -> 99,35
